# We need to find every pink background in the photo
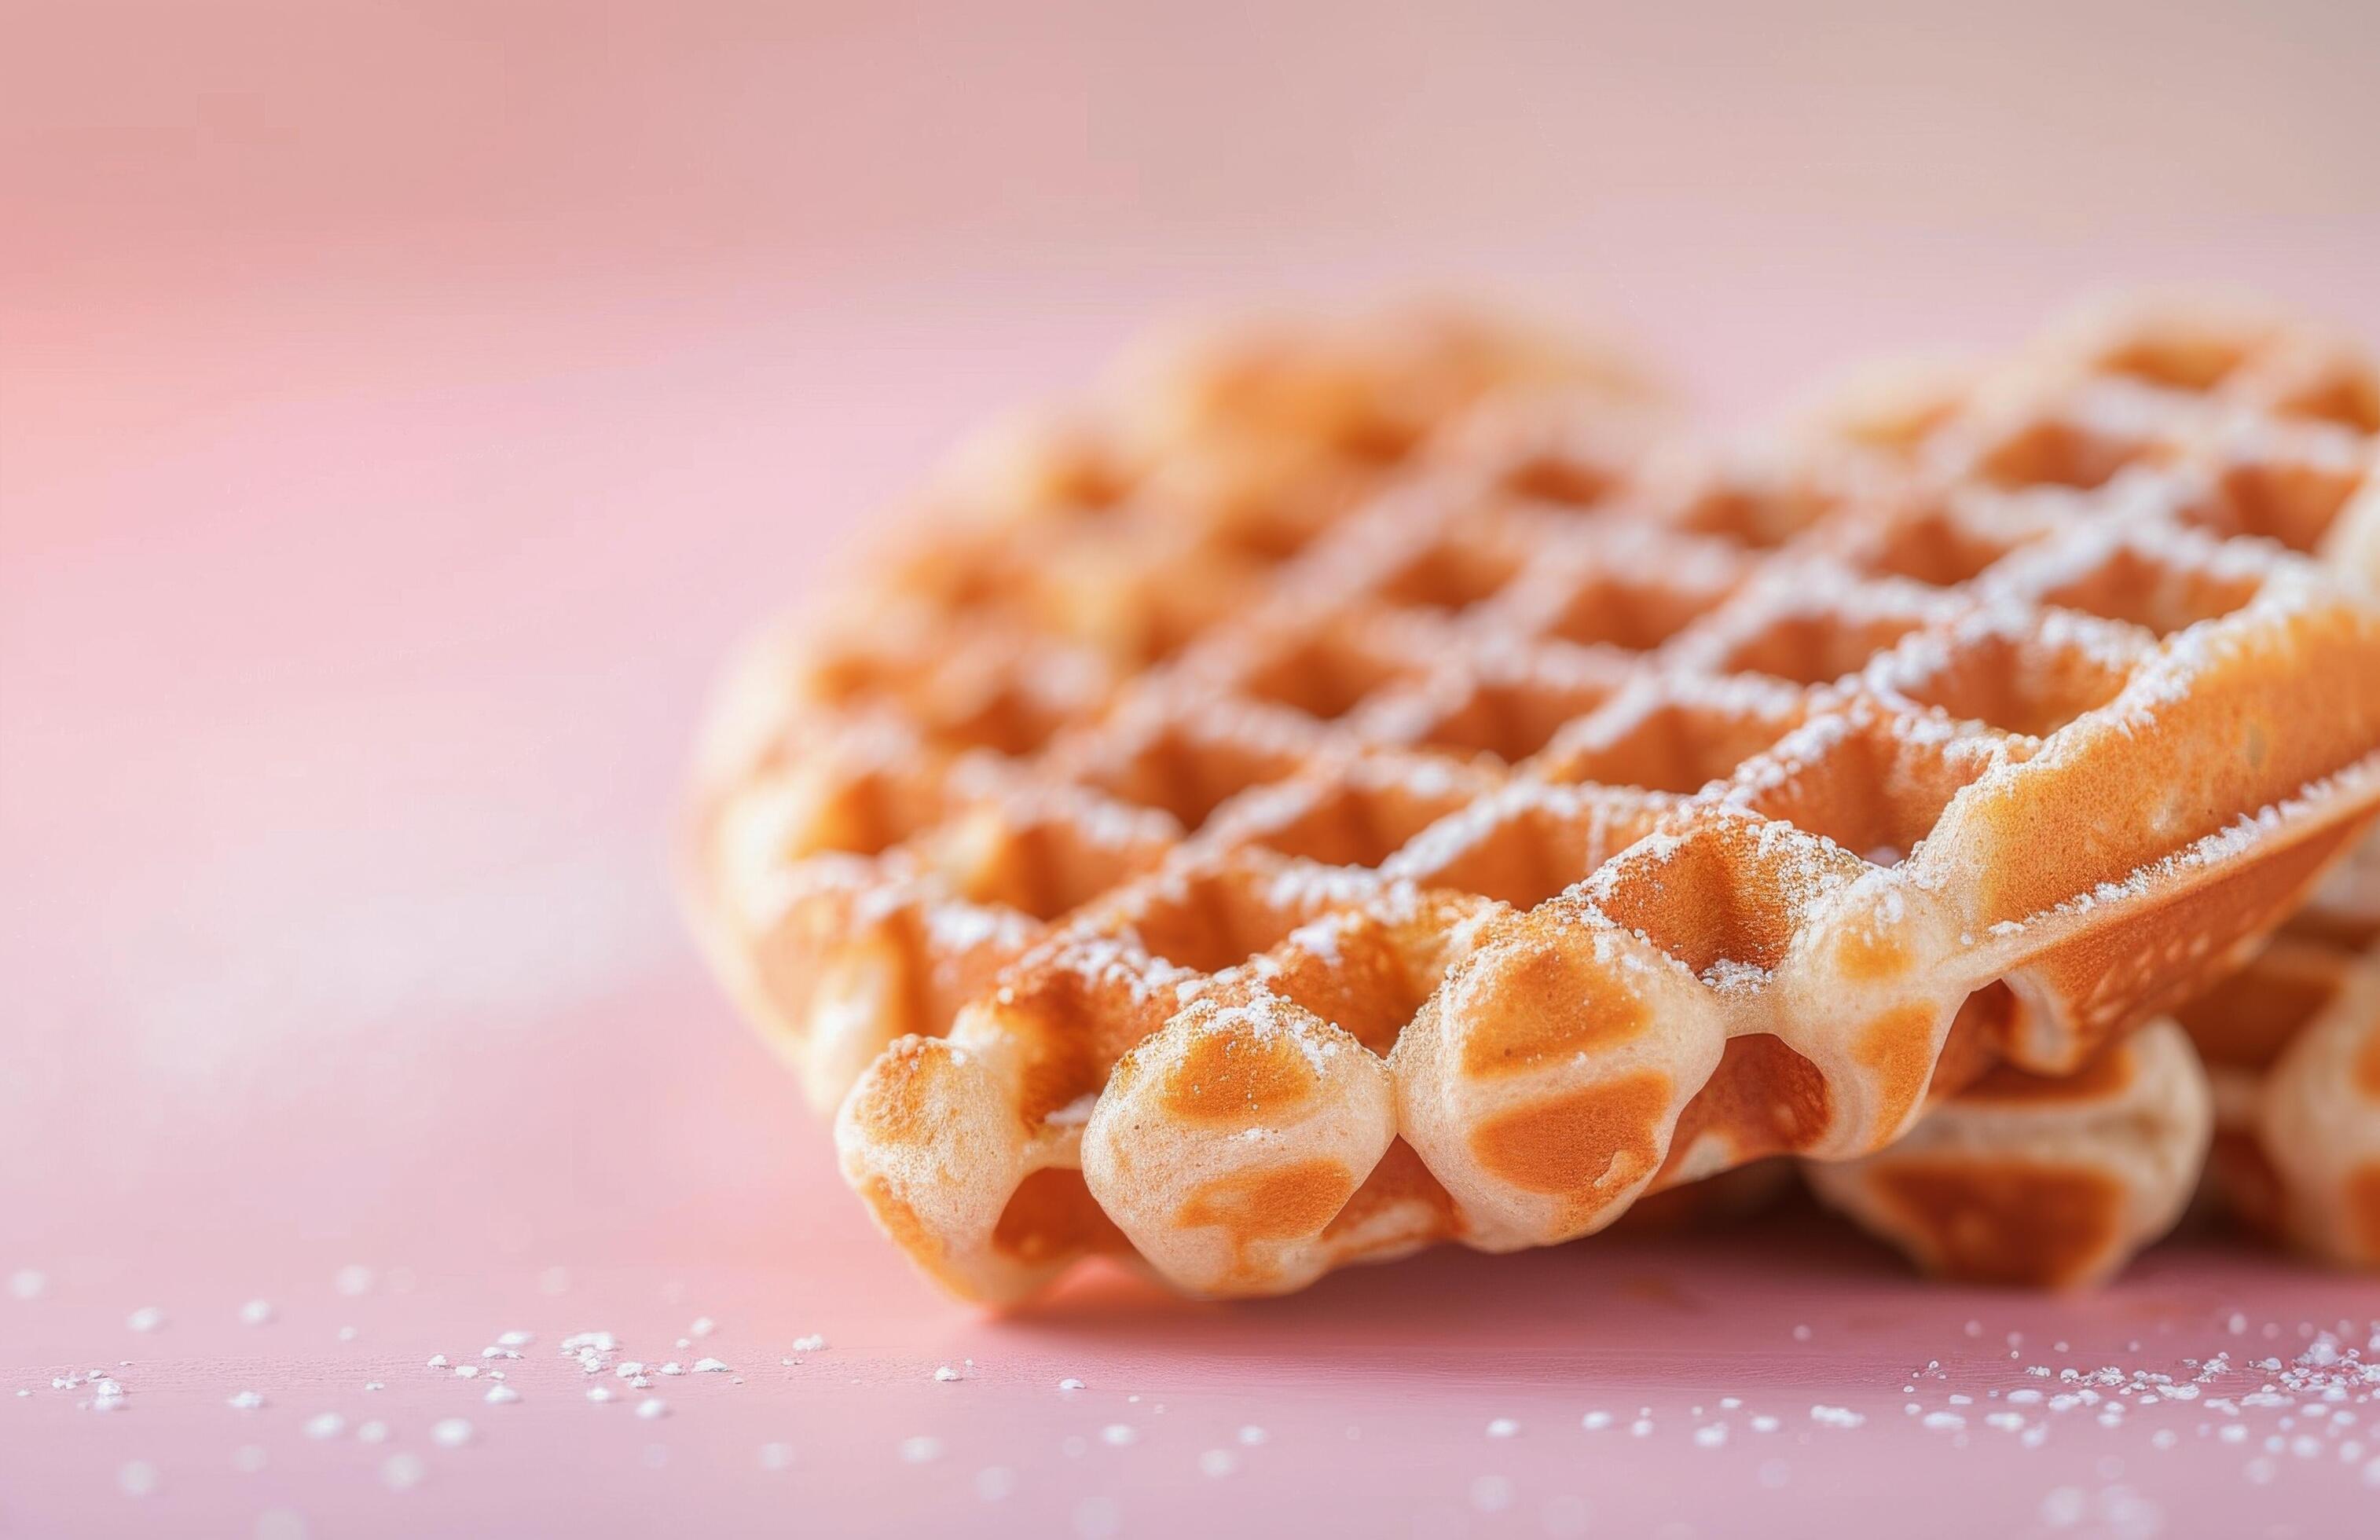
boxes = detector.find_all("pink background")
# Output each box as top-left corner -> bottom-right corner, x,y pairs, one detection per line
6,3 -> 2380,1534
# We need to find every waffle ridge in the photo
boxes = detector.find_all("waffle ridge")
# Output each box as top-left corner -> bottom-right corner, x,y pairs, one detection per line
1810,842 -> 2380,1285
1805,294 -> 2380,1285
2191,878 -> 2380,1271
686,297 -> 2380,1301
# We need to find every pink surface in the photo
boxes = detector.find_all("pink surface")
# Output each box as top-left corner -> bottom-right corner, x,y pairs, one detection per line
6,4 -> 2380,1535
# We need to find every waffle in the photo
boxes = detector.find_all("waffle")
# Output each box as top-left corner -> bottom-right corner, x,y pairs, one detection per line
1807,861 -> 2380,1284
1805,1021 -> 2212,1287
684,307 -> 1662,1108
2189,828 -> 2380,1267
1806,294 -> 2380,1285
685,298 -> 2380,1303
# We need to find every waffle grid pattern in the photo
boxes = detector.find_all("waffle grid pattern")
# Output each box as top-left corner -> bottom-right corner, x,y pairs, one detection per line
687,299 -> 2380,1300
1801,296 -> 2380,1285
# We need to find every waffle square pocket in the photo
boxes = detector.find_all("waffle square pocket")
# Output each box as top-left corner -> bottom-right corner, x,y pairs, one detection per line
684,299 -> 2380,1301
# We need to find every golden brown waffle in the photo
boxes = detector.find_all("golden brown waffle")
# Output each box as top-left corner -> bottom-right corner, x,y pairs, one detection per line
2187,841 -> 2380,1268
1806,294 -> 2380,1285
1810,854 -> 2380,1285
1804,1022 -> 2212,1287
1810,288 -> 2380,535
685,297 -> 2380,1303
684,308 -> 1663,1111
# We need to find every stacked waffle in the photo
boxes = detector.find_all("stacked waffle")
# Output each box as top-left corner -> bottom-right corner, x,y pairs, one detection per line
1799,297 -> 2380,1284
684,295 -> 2380,1302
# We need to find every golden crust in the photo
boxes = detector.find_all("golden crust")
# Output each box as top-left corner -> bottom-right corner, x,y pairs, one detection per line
2190,865 -> 2380,1269
1805,1021 -> 2213,1288
685,297 -> 2380,1301
1834,867 -> 2380,1283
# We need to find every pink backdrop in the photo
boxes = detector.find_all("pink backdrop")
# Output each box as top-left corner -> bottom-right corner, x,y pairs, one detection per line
6,3 -> 2379,1534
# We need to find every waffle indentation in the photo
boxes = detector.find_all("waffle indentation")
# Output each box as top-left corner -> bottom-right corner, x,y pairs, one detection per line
1873,616 -> 2143,741
695,296 -> 2380,1303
